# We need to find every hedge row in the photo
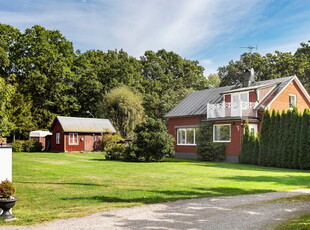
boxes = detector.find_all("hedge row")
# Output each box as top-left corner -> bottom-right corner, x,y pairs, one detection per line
12,139 -> 43,152
240,108 -> 310,169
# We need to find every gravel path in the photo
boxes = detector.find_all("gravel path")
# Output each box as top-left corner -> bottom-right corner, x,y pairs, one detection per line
1,189 -> 310,230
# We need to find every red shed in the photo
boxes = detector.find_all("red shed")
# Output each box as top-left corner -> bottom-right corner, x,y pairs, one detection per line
29,130 -> 52,151
50,116 -> 116,152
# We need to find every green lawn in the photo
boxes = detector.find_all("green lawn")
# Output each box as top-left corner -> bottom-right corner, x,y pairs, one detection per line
2,152 -> 309,226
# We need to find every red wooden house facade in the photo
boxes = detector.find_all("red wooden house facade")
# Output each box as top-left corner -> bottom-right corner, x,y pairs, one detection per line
50,116 -> 116,152
165,73 -> 310,162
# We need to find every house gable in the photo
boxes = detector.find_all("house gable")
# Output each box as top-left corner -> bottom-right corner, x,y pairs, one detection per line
267,77 -> 310,112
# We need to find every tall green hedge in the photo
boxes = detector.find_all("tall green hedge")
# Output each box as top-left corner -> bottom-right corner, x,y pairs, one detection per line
240,108 -> 309,169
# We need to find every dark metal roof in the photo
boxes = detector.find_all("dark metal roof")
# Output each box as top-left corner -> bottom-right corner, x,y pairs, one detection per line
165,75 -> 295,118
164,85 -> 235,117
57,116 -> 116,133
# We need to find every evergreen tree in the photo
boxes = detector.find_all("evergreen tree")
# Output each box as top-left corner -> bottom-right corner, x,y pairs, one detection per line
274,111 -> 282,167
281,110 -> 292,168
251,135 -> 259,165
292,108 -> 301,169
277,110 -> 287,167
267,110 -> 277,166
240,122 -> 250,164
259,110 -> 271,166
299,109 -> 310,169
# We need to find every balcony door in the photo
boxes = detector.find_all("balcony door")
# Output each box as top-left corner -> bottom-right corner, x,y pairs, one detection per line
231,92 -> 248,116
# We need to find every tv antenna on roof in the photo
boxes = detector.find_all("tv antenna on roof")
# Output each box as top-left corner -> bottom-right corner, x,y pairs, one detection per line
240,45 -> 258,68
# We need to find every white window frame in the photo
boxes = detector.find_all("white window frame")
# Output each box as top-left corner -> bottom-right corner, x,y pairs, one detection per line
56,133 -> 60,144
69,133 -> 79,145
177,128 -> 197,146
289,94 -> 296,109
248,124 -> 258,136
213,124 -> 231,143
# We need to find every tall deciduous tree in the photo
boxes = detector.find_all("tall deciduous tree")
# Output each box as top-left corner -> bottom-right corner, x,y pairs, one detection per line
11,25 -> 79,128
102,86 -> 144,138
140,49 -> 208,119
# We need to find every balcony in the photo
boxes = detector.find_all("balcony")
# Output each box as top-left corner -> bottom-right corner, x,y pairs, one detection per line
207,101 -> 258,119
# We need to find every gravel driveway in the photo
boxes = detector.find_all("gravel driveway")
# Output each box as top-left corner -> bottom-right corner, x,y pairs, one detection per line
1,189 -> 310,230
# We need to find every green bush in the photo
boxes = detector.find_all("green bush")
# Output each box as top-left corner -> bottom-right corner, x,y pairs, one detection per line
12,140 -> 24,152
12,139 -> 42,152
105,144 -> 127,160
0,179 -> 16,198
102,131 -> 123,151
124,118 -> 174,162
197,121 -> 226,162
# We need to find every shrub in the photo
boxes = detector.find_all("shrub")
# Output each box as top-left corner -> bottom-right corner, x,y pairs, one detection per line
102,131 -> 123,151
12,140 -> 24,152
12,140 -> 42,152
124,118 -> 174,162
105,144 -> 127,160
0,179 -> 16,199
197,121 -> 226,162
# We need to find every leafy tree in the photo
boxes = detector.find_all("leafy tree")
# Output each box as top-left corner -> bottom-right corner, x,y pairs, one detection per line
11,25 -> 79,128
140,49 -> 208,119
206,73 -> 221,88
8,92 -> 34,141
0,24 -> 21,78
125,118 -> 174,162
102,86 -> 144,139
218,44 -> 310,93
0,77 -> 15,136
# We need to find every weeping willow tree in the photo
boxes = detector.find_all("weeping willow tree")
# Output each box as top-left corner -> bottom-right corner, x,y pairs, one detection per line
101,86 -> 144,139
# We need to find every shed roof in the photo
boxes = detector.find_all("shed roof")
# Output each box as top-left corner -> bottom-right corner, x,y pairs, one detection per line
29,130 -> 52,137
56,116 -> 116,133
164,85 -> 235,117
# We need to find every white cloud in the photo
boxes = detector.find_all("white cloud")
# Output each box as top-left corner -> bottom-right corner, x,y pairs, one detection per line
0,0 -> 266,59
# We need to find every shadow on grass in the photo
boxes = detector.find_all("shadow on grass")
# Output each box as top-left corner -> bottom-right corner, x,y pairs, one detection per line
221,175 -> 310,186
61,187 -> 275,204
196,162 -> 310,173
15,181 -> 103,186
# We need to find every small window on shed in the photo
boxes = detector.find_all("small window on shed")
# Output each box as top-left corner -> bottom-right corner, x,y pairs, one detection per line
289,94 -> 296,109
69,133 -> 79,145
56,133 -> 60,144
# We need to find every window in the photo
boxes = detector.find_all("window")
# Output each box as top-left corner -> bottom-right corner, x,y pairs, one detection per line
213,124 -> 231,142
56,133 -> 60,144
177,128 -> 196,145
69,133 -> 79,145
248,124 -> 258,136
289,94 -> 296,109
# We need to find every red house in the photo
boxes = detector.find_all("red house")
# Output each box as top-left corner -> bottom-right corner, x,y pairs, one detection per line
50,116 -> 116,152
165,73 -> 310,162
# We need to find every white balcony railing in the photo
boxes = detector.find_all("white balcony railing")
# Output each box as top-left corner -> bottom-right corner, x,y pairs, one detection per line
207,101 -> 258,119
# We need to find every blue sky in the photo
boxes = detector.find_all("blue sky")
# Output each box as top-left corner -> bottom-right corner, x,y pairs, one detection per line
1,0 -> 310,75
